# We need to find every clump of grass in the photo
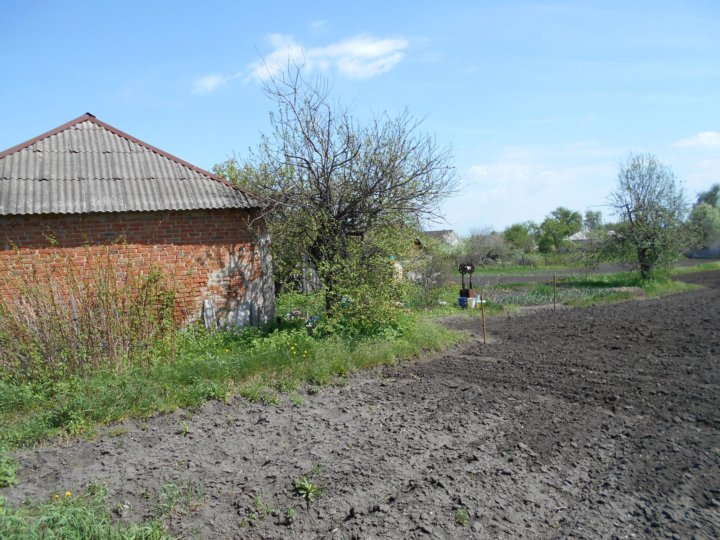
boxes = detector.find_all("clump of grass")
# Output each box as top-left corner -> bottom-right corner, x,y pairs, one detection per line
155,481 -> 204,519
455,508 -> 470,526
0,447 -> 17,488
0,484 -> 170,539
254,496 -> 275,517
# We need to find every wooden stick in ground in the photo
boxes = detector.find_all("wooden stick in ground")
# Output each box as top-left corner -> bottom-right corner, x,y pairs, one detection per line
553,273 -> 557,311
480,291 -> 487,344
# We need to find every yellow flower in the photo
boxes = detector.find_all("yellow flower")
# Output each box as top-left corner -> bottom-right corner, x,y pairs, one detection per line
53,494 -> 60,500
65,491 -> 72,498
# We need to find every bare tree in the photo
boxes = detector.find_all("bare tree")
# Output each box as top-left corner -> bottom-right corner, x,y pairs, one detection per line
607,154 -> 689,279
219,67 -> 457,313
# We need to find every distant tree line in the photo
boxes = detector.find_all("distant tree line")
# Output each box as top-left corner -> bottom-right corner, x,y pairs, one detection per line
494,155 -> 717,279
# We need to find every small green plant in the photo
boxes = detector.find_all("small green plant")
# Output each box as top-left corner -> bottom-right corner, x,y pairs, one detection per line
177,421 -> 191,437
293,476 -> 321,503
284,507 -> 296,525
156,481 -> 204,519
105,427 -> 129,438
455,508 -> 469,526
288,391 -> 304,406
254,496 -> 275,517
0,447 -> 17,488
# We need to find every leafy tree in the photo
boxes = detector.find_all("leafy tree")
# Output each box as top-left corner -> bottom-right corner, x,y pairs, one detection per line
583,210 -> 603,231
465,229 -> 514,265
697,183 -> 720,207
216,67 -> 457,316
606,153 -> 689,279
688,202 -> 720,249
687,183 -> 720,249
538,207 -> 582,252
503,222 -> 536,253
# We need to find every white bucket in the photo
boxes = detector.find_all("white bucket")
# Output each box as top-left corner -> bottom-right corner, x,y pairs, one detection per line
467,297 -> 477,309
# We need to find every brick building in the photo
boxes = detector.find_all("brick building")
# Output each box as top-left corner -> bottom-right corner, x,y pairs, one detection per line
0,113 -> 274,326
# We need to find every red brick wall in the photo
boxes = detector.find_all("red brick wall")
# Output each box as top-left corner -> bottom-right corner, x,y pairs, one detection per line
0,209 -> 273,324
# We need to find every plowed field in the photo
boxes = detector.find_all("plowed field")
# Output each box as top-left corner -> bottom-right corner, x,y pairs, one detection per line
3,271 -> 719,539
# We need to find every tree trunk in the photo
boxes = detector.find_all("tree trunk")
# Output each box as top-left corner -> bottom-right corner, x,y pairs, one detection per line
638,247 -> 653,280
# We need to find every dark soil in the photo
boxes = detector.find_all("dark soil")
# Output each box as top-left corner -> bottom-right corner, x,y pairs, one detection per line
3,271 -> 719,539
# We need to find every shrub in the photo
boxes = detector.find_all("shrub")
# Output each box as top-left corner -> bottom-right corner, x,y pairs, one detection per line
315,251 -> 411,339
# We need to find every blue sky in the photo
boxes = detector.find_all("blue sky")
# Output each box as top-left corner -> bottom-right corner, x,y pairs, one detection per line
1,0 -> 718,234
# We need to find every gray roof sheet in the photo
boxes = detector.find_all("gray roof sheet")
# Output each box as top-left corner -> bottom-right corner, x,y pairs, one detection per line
0,114 -> 260,215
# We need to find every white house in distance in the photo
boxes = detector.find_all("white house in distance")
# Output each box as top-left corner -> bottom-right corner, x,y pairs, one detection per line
423,229 -> 460,248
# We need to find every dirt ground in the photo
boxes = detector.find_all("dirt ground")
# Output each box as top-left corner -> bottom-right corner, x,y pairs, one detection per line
3,271 -> 719,539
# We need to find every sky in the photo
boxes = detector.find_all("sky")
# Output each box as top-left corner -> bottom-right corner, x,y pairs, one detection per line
1,0 -> 718,235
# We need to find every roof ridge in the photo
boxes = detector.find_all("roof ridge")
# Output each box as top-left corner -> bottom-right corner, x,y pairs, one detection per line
82,116 -> 250,195
0,113 -> 95,159
0,114 -> 260,203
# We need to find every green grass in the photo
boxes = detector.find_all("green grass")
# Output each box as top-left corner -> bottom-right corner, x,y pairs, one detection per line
413,269 -> 705,311
0,485 -> 170,540
642,279 -> 701,298
0,448 -> 16,488
470,262 -> 579,274
0,317 -> 465,450
559,272 -> 700,306
673,261 -> 720,274
404,284 -> 506,316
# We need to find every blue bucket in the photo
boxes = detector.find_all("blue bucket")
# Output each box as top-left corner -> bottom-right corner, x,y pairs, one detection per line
458,296 -> 468,308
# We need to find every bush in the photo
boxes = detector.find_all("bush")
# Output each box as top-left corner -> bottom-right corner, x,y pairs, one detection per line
315,252 -> 411,339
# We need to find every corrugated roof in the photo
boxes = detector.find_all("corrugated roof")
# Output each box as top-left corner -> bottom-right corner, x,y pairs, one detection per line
0,113 -> 261,215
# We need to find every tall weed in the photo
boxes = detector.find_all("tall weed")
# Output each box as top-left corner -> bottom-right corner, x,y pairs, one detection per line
0,253 -> 176,382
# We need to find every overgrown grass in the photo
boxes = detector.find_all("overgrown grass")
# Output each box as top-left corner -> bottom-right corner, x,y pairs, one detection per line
0,256 -> 177,383
0,485 -> 170,539
0,317 -> 464,449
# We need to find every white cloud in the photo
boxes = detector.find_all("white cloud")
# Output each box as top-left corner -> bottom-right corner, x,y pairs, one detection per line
441,152 -> 616,234
192,73 -> 241,94
673,131 -> 720,149
249,34 -> 409,82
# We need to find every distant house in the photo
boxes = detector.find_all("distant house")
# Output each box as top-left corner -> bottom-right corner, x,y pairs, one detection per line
567,230 -> 602,251
568,230 -> 591,245
423,229 -> 460,248
0,113 -> 274,326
